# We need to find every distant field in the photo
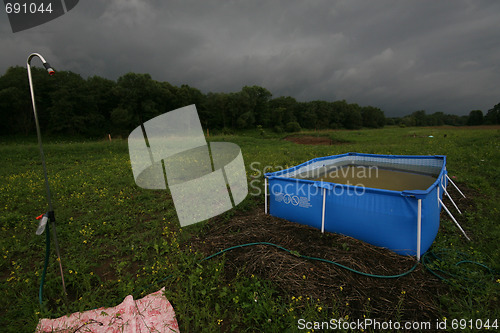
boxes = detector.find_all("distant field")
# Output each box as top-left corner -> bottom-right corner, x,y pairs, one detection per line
1,126 -> 499,332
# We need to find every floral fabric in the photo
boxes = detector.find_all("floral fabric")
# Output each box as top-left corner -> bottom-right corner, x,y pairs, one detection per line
36,287 -> 179,333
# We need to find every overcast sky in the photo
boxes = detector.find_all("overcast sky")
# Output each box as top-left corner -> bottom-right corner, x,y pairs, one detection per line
2,0 -> 499,116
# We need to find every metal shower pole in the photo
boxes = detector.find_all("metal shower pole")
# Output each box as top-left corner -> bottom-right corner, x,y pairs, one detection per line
27,53 -> 67,296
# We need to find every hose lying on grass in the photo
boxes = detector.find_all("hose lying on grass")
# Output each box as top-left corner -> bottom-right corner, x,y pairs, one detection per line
39,241 -> 498,307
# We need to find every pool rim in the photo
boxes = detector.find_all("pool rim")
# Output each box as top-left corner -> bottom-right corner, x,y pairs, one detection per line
264,152 -> 447,199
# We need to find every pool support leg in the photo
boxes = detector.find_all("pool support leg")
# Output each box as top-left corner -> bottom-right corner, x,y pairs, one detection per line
441,184 -> 462,214
264,177 -> 268,214
321,188 -> 326,234
438,197 -> 471,241
446,174 -> 466,198
417,199 -> 422,261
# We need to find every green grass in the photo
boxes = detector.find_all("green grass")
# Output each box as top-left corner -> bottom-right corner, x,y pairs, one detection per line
1,126 -> 499,332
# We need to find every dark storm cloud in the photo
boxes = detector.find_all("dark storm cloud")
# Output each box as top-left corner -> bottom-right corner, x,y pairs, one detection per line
1,0 -> 499,115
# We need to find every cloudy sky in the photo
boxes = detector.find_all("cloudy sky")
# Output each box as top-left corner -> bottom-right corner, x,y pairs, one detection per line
1,0 -> 499,116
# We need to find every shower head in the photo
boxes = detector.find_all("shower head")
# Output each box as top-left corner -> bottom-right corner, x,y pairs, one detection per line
43,62 -> 55,76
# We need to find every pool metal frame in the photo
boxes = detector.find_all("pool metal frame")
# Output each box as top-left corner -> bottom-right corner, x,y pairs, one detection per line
264,152 -> 467,260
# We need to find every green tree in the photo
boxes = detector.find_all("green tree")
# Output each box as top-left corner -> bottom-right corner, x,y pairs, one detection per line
343,105 -> 363,129
411,110 -> 427,126
269,96 -> 297,127
236,111 -> 255,129
400,115 -> 415,127
86,76 -> 119,133
0,66 -> 55,135
175,84 -> 205,109
201,92 -> 228,129
442,114 -> 464,126
225,91 -> 254,129
361,106 -> 385,128
47,71 -> 105,136
484,103 -> 499,124
242,86 -> 272,127
299,105 -> 318,129
428,112 -> 445,126
114,73 -> 163,133
269,106 -> 285,128
385,117 -> 396,126
330,100 -> 349,129
285,121 -> 301,132
110,107 -> 133,130
308,101 -> 330,129
467,110 -> 483,126
0,86 -> 32,135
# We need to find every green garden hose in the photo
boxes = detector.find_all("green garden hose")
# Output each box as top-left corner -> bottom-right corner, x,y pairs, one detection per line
201,242 -> 419,279
420,248 -> 497,289
40,241 -> 497,307
39,223 -> 50,307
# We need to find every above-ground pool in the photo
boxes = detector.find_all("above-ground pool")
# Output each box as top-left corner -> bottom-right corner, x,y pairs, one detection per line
265,153 -> 448,258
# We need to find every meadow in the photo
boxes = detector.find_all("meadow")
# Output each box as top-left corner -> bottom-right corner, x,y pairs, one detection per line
0,126 -> 499,332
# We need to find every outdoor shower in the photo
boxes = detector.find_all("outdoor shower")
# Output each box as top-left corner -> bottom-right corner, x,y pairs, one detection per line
27,53 -> 67,299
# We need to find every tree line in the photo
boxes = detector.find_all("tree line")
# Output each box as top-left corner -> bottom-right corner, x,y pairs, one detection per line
0,66 -> 498,138
388,107 -> 500,127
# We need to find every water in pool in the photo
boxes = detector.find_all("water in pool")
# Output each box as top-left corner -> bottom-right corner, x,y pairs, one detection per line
311,165 -> 437,191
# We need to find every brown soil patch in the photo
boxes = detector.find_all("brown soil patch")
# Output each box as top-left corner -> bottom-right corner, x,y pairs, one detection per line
191,209 -> 448,322
93,256 -> 117,282
284,135 -> 347,145
187,180 -> 483,323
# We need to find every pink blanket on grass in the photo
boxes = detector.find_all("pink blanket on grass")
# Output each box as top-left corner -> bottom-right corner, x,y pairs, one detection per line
36,287 -> 179,333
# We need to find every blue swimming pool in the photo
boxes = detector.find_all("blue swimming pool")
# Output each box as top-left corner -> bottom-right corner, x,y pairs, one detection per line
264,153 -> 447,258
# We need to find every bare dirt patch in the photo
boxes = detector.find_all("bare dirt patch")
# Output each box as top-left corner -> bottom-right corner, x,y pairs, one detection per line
187,179 -> 483,323
190,208 -> 448,322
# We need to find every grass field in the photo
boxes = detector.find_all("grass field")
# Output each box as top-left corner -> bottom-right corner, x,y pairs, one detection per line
1,126 -> 499,332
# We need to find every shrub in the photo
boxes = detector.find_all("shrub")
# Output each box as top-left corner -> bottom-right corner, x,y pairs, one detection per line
285,122 -> 301,133
222,127 -> 234,135
273,125 -> 284,133
256,125 -> 266,136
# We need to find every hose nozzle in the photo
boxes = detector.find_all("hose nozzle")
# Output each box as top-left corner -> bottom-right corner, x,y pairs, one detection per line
43,62 -> 55,76
35,213 -> 49,235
